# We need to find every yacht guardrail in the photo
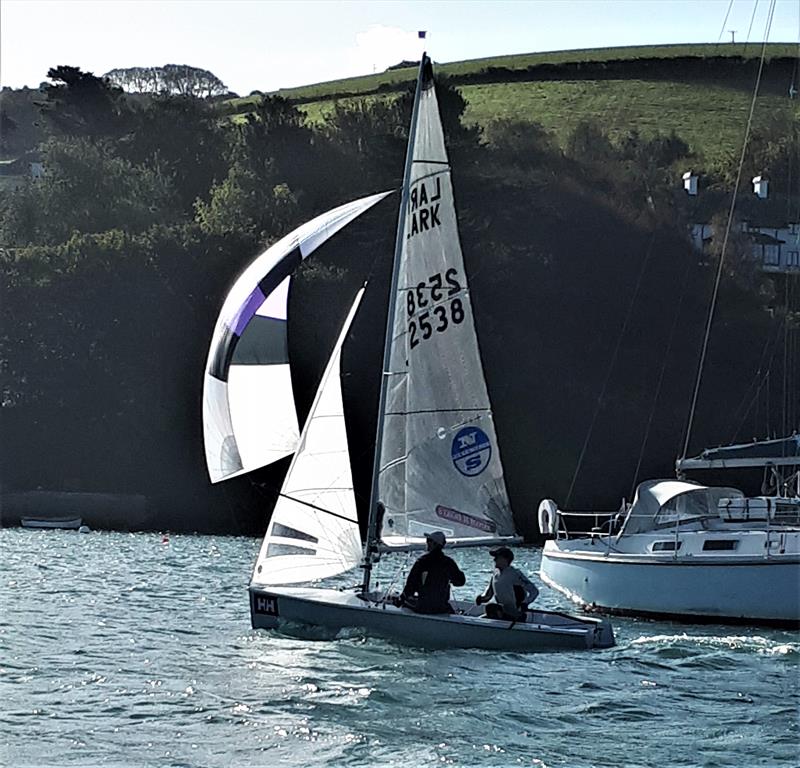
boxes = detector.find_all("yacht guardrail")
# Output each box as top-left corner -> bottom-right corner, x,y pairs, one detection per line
551,508 -> 798,561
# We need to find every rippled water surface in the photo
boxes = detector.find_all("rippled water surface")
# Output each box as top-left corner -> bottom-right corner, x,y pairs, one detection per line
1,529 -> 798,767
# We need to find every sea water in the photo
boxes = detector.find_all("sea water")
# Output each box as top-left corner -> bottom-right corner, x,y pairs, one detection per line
1,529 -> 797,767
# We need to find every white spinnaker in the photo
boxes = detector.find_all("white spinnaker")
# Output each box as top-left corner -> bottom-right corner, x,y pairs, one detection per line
203,191 -> 391,483
251,288 -> 365,586
377,62 -> 515,545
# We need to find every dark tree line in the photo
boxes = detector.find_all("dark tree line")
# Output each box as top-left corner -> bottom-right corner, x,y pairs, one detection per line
0,65 -> 796,535
104,64 -> 229,98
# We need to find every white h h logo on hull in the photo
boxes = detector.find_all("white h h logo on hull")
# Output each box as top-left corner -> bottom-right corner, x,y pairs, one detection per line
254,594 -> 278,615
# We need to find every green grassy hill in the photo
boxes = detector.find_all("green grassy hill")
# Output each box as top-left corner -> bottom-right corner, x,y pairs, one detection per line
227,43 -> 798,168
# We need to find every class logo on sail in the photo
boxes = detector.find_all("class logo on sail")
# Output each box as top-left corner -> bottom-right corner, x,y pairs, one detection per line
451,426 -> 492,476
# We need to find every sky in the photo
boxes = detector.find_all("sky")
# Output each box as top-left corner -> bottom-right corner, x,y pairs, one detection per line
1,0 -> 797,95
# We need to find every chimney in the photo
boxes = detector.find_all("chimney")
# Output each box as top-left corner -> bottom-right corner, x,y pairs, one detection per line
682,171 -> 698,196
752,175 -> 768,199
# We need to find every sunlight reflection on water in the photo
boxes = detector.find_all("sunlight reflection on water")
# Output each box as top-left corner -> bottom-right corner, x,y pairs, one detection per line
1,529 -> 797,767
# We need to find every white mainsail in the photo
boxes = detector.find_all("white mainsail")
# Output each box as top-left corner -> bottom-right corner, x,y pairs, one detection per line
375,59 -> 515,547
251,288 -> 365,586
203,192 -> 391,483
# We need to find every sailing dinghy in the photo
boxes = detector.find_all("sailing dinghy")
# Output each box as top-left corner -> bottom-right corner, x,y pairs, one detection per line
247,55 -> 614,651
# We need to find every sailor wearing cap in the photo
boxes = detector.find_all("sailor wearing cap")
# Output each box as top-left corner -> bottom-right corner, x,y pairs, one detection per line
398,531 -> 466,614
476,546 -> 539,621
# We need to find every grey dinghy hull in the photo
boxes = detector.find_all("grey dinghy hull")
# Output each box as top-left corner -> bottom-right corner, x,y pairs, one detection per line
20,517 -> 83,530
250,586 -> 615,651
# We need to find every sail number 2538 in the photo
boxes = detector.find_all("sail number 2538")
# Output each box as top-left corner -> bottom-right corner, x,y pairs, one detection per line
407,268 -> 465,350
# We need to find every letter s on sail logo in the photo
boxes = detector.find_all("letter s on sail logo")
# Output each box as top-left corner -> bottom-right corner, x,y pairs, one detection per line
451,426 -> 492,477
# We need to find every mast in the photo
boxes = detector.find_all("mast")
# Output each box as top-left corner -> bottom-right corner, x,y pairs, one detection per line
360,54 -> 430,593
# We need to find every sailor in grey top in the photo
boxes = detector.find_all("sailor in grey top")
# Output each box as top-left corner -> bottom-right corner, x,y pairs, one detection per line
476,546 -> 539,620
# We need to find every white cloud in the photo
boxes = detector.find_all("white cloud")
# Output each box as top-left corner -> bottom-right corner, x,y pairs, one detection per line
345,25 -> 425,77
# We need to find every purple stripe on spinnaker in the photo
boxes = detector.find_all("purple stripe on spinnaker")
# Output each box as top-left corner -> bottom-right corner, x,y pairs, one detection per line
230,287 -> 266,337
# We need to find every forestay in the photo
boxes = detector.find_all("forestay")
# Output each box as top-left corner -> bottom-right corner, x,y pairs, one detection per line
377,60 -> 514,546
203,192 -> 390,483
251,288 -> 365,586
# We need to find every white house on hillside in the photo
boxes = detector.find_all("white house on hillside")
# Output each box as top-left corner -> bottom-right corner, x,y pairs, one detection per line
690,222 -> 800,272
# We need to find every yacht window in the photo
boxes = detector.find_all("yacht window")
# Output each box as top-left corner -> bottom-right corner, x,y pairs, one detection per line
774,502 -> 800,524
655,492 -> 714,528
702,539 -> 738,551
652,540 -> 682,552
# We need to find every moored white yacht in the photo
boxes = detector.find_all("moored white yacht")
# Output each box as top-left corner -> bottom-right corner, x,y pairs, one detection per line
539,440 -> 800,626
540,43 -> 799,628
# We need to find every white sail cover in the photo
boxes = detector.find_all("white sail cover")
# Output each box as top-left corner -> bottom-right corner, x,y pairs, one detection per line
377,60 -> 515,546
251,288 -> 365,586
203,192 -> 391,483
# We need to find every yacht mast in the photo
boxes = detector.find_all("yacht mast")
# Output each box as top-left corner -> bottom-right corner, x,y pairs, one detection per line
361,54 -> 430,593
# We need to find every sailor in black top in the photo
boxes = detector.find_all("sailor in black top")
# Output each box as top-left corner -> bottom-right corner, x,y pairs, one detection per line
400,531 -> 466,614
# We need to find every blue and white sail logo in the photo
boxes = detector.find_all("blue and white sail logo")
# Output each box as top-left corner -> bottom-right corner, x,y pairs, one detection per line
451,426 -> 492,476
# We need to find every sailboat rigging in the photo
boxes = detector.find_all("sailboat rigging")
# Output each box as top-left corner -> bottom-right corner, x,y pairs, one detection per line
539,19 -> 800,626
